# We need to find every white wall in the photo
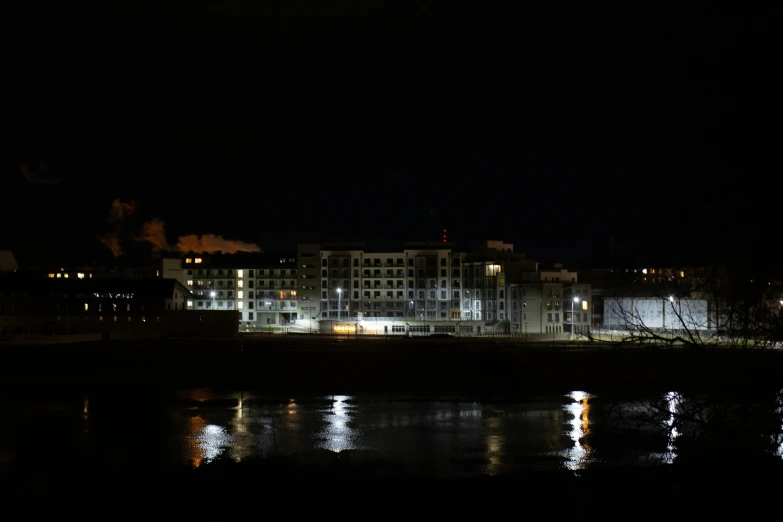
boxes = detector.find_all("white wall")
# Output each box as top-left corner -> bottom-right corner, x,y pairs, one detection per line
604,298 -> 711,330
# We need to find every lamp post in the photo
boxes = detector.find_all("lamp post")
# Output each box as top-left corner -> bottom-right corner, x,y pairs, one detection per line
210,291 -> 216,310
571,296 -> 579,340
337,288 -> 342,321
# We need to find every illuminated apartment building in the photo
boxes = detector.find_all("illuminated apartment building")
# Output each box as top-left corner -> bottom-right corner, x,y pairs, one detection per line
182,252 -> 298,330
296,240 -> 590,336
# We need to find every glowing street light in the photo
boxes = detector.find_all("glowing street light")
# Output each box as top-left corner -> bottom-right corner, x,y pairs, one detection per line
571,296 -> 580,340
210,291 -> 216,310
336,288 -> 342,321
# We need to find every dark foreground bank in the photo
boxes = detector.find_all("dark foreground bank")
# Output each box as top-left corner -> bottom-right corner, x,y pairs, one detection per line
3,451 -> 780,516
2,337 -> 783,396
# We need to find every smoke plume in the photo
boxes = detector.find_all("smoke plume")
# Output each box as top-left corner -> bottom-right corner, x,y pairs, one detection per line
136,218 -> 167,252
177,234 -> 262,254
97,199 -> 136,257
107,199 -> 136,222
97,199 -> 261,256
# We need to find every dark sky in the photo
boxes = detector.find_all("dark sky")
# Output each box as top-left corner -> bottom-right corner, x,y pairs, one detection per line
6,2 -> 780,267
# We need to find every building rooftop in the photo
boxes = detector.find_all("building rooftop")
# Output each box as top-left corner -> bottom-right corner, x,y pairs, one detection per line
0,274 -> 191,298
183,252 -> 297,269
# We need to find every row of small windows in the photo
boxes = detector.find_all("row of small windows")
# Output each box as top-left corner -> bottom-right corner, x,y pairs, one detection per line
188,279 -> 297,288
321,258 -> 452,268
320,290 -> 456,300
323,269 -> 457,278
59,315 -> 159,322
192,300 -> 296,309
185,269 -> 298,277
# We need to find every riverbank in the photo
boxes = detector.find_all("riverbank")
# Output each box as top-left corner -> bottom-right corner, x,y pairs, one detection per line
2,337 -> 783,396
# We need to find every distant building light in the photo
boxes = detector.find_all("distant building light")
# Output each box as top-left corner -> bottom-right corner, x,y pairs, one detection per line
77,273 -> 84,279
48,273 -> 55,278
186,258 -> 192,264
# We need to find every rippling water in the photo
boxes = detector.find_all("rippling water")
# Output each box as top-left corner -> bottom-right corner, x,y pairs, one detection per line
3,389 -> 783,477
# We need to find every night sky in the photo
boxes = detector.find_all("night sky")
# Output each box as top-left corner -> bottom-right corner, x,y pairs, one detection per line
7,3 -> 779,268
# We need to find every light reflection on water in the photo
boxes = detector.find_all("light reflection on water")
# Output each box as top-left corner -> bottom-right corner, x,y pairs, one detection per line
17,389 -> 783,475
173,392 -> 575,474
314,395 -> 361,453
776,389 -> 783,459
663,391 -> 680,464
561,390 -> 593,470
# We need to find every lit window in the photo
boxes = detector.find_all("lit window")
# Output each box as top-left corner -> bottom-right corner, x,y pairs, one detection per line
77,273 -> 85,279
237,280 -> 243,288
238,301 -> 244,310
195,258 -> 202,264
680,271 -> 685,278
582,300 -> 588,311
56,273 -> 61,278
126,304 -> 130,311
238,291 -> 243,299
187,300 -> 193,307
84,303 -> 89,311
113,316 -> 117,322
485,264 -> 501,276
185,258 -> 192,264
187,280 -> 193,286
156,270 -> 160,277
291,290 -> 297,297
99,316 -> 103,321
237,270 -> 244,278
64,273 -> 69,278
48,273 -> 55,278
89,274 -> 92,278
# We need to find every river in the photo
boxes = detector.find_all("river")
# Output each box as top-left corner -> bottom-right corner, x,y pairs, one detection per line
4,388 -> 783,477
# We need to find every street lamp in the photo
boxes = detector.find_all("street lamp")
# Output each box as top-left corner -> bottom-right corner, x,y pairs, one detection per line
210,291 -> 216,310
337,288 -> 342,321
571,296 -> 579,340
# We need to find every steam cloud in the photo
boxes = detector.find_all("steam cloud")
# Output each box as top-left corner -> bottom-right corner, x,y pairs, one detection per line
97,199 -> 262,256
136,218 -> 167,252
177,234 -> 262,254
97,199 -> 137,257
